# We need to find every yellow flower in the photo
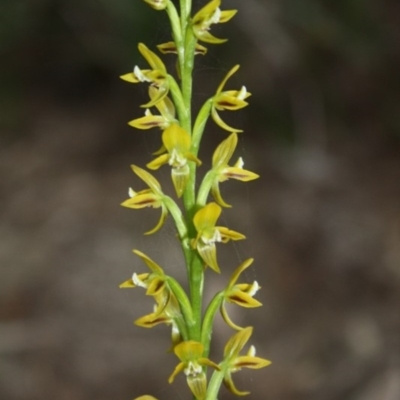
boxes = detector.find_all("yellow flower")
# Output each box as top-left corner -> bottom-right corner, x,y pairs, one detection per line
142,0 -> 168,10
128,86 -> 177,130
169,341 -> 219,400
221,258 -> 262,330
212,65 -> 251,133
120,165 -> 167,235
119,250 -> 181,344
120,43 -> 169,108
147,124 -> 201,197
192,0 -> 237,44
119,250 -> 167,296
211,133 -> 259,207
192,202 -> 245,273
222,327 -> 271,396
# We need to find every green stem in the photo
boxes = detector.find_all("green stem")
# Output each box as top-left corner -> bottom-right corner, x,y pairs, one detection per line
201,292 -> 224,357
192,99 -> 213,156
206,368 -> 225,400
196,170 -> 216,207
163,196 -> 192,269
168,75 -> 188,125
167,276 -> 195,335
166,2 -> 184,72
188,253 -> 204,341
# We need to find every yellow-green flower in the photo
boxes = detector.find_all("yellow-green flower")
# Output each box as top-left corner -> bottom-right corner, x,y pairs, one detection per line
192,202 -> 245,273
120,43 -> 169,108
119,249 -> 167,296
211,133 -> 259,207
222,327 -> 271,396
192,0 -> 237,44
142,0 -> 168,10
120,250 -> 181,343
221,258 -> 262,330
120,165 -> 167,235
147,124 -> 201,197
212,65 -> 251,133
169,341 -> 219,400
128,86 -> 177,130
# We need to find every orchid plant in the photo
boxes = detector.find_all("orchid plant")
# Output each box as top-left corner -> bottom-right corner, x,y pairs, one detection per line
120,1 -> 271,399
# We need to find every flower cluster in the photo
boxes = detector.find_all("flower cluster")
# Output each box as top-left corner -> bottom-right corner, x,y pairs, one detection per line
119,1 -> 271,399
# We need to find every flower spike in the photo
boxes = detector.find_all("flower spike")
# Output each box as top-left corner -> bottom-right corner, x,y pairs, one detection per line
147,124 -> 201,197
192,202 -> 245,272
120,165 -> 167,234
211,65 -> 251,133
221,258 -> 262,330
192,0 -> 237,44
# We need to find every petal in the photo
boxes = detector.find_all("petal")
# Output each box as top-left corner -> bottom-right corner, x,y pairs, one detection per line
141,85 -> 168,108
197,242 -> 220,273
146,153 -> 170,170
119,273 -> 148,288
211,107 -> 242,133
185,152 -> 202,166
193,202 -> 222,231
121,192 -> 159,209
227,290 -> 262,308
211,181 -> 232,208
212,133 -> 238,168
138,43 -> 167,73
144,205 -> 168,235
157,41 -> 178,54
187,373 -> 207,400
162,124 -> 191,153
223,372 -> 250,396
224,326 -> 253,359
198,357 -> 220,371
214,93 -> 248,110
194,43 -> 208,55
228,258 -> 254,288
195,30 -> 227,44
233,355 -> 272,369
128,114 -> 166,130
133,249 -> 165,275
217,226 -> 246,241
120,72 -> 140,83
192,0 -> 220,25
174,341 -> 204,362
146,276 -> 166,296
216,65 -> 240,94
131,165 -> 162,193
152,88 -> 175,120
134,312 -> 170,328
168,362 -> 186,383
222,165 -> 260,181
219,9 -> 238,23
171,164 -> 189,198
220,302 -> 244,331
143,0 -> 168,10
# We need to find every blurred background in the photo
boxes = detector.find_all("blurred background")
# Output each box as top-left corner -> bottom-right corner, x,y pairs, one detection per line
1,0 -> 400,399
